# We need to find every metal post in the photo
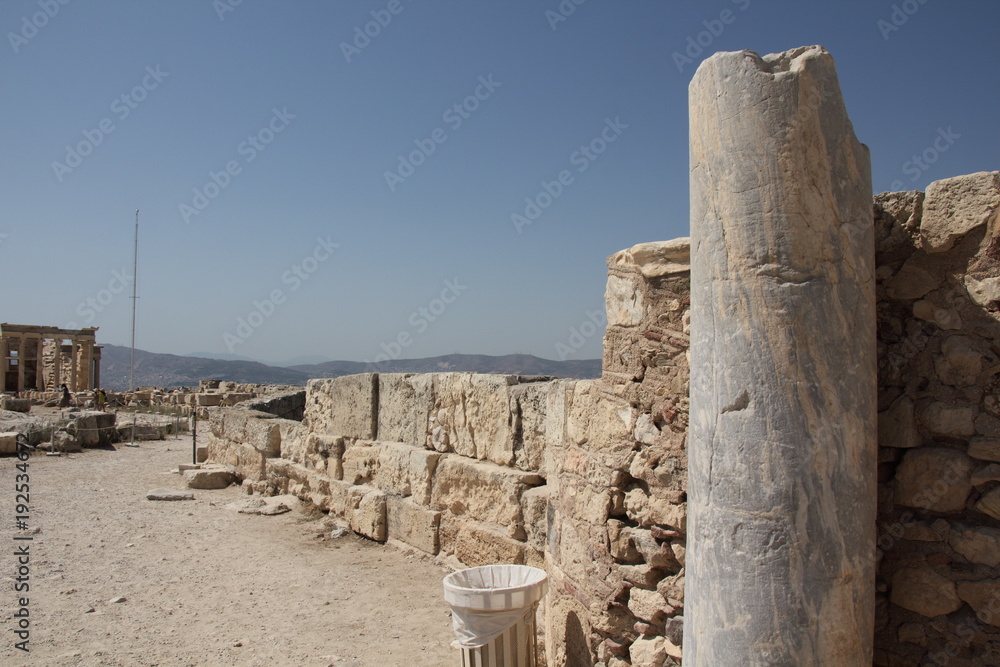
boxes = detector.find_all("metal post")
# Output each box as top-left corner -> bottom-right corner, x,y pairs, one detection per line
191,415 -> 197,465
129,209 -> 139,446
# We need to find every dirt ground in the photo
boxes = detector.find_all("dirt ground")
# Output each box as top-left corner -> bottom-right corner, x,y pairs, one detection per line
0,429 -> 459,666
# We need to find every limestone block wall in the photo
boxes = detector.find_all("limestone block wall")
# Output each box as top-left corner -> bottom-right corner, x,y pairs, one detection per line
873,171 -> 1000,666
210,372 -> 554,569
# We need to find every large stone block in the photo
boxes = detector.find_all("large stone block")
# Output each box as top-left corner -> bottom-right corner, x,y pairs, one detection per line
608,239 -> 691,280
509,381 -> 549,473
347,485 -> 386,541
429,373 -> 518,464
66,411 -> 116,447
449,518 -> 527,567
920,171 -> 1000,254
377,373 -> 433,447
386,496 -> 440,554
196,393 -> 223,407
184,468 -> 235,490
976,487 -> 1000,521
891,565 -> 962,618
521,486 -> 549,552
969,437 -> 1000,463
918,401 -> 977,437
397,445 -> 440,506
431,455 -> 542,539
373,441 -> 415,497
894,447 -> 972,512
213,409 -> 277,444
949,524 -> 1000,567
0,432 -> 18,455
605,273 -> 644,327
305,374 -> 377,439
564,381 -> 634,454
243,417 -> 281,457
956,578 -> 1000,626
232,443 -> 267,482
274,419 -> 306,461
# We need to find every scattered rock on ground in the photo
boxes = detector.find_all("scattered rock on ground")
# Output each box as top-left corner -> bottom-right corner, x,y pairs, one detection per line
146,488 -> 195,501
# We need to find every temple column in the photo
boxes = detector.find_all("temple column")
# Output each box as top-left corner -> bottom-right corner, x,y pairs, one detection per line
17,337 -> 25,392
70,338 -> 79,392
35,337 -> 44,390
685,46 -> 877,665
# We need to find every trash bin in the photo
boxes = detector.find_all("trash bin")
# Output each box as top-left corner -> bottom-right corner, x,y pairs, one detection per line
443,564 -> 548,666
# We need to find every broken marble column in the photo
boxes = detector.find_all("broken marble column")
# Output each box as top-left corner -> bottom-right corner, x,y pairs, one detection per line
685,46 -> 876,665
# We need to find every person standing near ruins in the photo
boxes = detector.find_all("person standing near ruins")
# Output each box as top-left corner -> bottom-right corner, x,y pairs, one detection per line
59,383 -> 71,407
97,388 -> 107,411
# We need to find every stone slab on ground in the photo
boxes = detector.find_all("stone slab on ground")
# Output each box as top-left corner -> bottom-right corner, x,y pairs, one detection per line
146,488 -> 195,501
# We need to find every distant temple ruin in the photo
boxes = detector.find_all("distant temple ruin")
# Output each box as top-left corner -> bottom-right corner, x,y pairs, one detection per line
0,324 -> 101,393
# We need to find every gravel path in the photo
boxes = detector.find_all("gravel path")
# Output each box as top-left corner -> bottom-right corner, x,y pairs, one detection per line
0,433 -> 457,666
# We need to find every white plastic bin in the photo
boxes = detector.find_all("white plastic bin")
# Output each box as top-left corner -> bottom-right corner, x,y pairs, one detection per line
443,564 -> 548,667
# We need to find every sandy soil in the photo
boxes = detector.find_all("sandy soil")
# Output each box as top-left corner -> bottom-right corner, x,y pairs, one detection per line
0,431 -> 458,666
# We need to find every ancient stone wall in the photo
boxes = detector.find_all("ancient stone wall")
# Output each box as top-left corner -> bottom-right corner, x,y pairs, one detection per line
204,170 -> 999,667
204,240 -> 692,666
874,171 -> 1000,666
209,373 -> 552,567
545,240 -> 690,667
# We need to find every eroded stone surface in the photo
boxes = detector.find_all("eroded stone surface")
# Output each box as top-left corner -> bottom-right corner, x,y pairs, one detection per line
920,171 -> 1000,254
686,45 -> 875,665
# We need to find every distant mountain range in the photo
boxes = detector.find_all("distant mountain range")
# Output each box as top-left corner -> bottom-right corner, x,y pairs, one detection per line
98,345 -> 601,391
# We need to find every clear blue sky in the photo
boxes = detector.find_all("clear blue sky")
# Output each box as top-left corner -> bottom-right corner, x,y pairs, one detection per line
2,0 -> 997,365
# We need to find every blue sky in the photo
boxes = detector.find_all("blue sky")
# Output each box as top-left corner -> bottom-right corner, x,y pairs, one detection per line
2,0 -> 997,366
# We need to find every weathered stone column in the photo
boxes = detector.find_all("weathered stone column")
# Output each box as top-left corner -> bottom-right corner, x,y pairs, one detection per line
35,337 -> 44,390
685,46 -> 876,665
17,336 -> 25,392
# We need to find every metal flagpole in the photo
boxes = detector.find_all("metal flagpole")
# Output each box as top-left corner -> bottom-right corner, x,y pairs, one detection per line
129,209 -> 139,446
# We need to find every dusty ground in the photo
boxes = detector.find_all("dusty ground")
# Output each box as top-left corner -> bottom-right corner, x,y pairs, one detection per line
0,430 -> 458,666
